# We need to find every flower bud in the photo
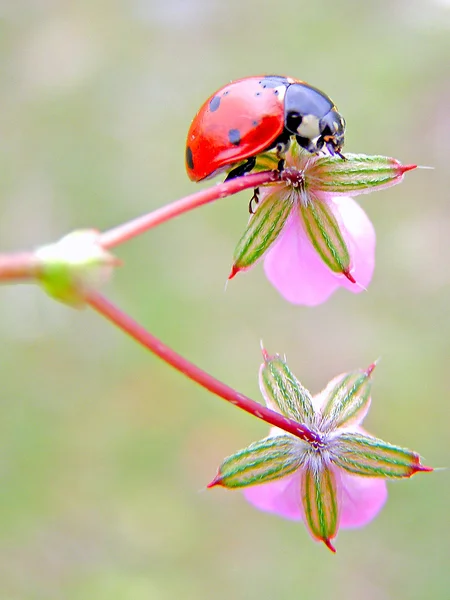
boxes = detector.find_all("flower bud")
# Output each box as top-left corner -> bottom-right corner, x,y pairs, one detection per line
36,230 -> 119,307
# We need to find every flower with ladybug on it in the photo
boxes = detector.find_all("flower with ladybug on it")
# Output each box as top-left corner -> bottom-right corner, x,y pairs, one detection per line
186,75 -> 416,306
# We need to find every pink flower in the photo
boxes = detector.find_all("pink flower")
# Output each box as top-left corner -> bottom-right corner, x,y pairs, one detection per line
230,147 -> 416,306
208,351 -> 432,552
264,194 -> 375,306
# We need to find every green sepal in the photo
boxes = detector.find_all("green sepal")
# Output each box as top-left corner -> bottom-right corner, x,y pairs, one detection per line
332,432 -> 426,478
232,188 -> 293,272
225,151 -> 280,177
251,151 -> 282,173
307,154 -> 414,195
260,354 -> 315,425
209,435 -> 305,489
302,462 -> 338,551
299,193 -> 351,275
320,369 -> 372,431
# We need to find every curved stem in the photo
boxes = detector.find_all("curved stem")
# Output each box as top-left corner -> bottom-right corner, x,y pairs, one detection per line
0,172 -> 279,285
87,291 -> 319,444
100,170 -> 279,249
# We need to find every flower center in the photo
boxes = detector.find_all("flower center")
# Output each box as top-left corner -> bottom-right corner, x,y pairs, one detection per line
309,435 -> 327,452
281,167 -> 305,189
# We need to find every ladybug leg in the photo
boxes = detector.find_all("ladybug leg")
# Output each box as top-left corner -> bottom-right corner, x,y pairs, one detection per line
224,156 -> 257,181
249,188 -> 260,214
296,134 -> 315,153
324,138 -> 347,160
274,136 -> 290,173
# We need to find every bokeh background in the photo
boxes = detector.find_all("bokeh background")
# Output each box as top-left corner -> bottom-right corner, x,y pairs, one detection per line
0,1 -> 449,598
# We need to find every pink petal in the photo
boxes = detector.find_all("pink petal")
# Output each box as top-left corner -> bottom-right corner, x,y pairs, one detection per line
338,470 -> 388,528
243,471 -> 303,521
263,196 -> 376,306
243,465 -> 387,530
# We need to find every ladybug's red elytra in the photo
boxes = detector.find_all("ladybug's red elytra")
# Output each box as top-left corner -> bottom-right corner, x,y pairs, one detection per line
185,75 -> 346,182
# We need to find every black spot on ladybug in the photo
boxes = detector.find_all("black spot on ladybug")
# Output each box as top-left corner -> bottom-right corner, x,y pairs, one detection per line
223,90 -> 230,96
228,129 -> 241,146
273,89 -> 279,95
255,92 -> 262,97
209,96 -> 221,112
252,120 -> 258,127
259,76 -> 289,89
186,146 -> 194,170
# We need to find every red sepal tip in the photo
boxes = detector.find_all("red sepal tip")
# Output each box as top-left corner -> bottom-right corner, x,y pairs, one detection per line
365,360 -> 378,377
260,347 -> 270,361
398,164 -> 417,174
228,264 -> 239,280
324,538 -> 337,553
207,473 -> 223,488
414,464 -> 434,473
343,269 -> 356,284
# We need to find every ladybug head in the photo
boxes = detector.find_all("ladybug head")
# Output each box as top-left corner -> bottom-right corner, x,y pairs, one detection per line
318,109 -> 346,156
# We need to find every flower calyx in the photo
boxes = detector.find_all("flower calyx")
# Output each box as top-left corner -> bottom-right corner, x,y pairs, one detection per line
230,144 -> 416,292
209,350 -> 432,552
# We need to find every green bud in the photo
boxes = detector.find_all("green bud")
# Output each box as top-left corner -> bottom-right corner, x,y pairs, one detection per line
36,230 -> 118,307
208,435 -> 305,489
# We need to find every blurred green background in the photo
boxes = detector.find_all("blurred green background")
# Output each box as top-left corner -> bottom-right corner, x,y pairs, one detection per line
0,0 -> 449,598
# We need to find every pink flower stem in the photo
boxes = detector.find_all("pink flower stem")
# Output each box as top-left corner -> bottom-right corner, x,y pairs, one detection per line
0,253 -> 41,283
87,291 -> 319,444
0,172 -> 278,284
100,171 -> 279,249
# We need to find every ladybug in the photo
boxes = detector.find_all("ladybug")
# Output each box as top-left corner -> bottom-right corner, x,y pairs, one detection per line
185,75 -> 346,183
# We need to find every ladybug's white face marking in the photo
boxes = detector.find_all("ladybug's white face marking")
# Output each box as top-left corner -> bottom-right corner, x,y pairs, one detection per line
296,114 -> 321,140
